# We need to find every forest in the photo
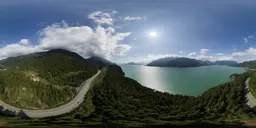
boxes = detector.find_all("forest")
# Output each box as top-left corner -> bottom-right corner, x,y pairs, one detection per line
0,50 -> 255,127
0,49 -> 102,109
31,65 -> 256,127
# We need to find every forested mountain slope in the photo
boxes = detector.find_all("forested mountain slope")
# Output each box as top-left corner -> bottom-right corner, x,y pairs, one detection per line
39,65 -> 256,127
0,50 -> 255,126
147,57 -> 238,67
234,60 -> 256,69
0,49 -> 107,109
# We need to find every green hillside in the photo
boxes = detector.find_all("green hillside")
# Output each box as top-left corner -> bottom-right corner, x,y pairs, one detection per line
0,51 -> 255,127
234,60 -> 256,69
0,49 -> 99,87
0,49 -> 105,109
34,65 -> 255,127
0,69 -> 76,109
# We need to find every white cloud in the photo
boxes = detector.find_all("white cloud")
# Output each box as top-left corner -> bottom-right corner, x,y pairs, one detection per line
123,16 -> 146,21
232,47 -> 256,57
232,52 -> 245,56
200,48 -> 210,54
194,54 -> 234,61
0,11 -> 132,60
19,39 -> 30,46
247,47 -> 256,55
187,52 -> 196,56
88,11 -> 117,25
39,22 -> 131,58
0,41 -> 40,59
231,47 -> 256,62
243,35 -> 253,43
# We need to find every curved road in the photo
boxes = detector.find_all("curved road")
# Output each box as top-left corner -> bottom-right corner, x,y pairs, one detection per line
0,70 -> 101,118
245,78 -> 256,109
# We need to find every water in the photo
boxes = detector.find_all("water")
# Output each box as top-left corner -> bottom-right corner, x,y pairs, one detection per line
120,65 -> 245,96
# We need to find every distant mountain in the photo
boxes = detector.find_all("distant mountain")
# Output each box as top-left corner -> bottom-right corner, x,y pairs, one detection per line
147,57 -> 238,67
0,49 -> 253,125
125,62 -> 142,65
233,60 -> 256,69
87,56 -> 114,67
214,60 -> 238,65
147,57 -> 208,67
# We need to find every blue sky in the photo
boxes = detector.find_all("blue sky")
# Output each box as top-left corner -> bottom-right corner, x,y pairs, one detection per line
1,0 -> 256,63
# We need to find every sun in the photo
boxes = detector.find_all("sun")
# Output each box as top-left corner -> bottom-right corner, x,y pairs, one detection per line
149,32 -> 157,37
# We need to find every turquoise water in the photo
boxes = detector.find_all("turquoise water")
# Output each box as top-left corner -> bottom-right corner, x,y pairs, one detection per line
120,65 -> 245,96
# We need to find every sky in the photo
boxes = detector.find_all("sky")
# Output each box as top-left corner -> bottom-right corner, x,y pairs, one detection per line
1,0 -> 256,63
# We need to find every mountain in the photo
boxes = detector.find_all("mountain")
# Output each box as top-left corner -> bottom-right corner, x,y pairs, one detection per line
233,60 -> 256,69
0,49 -> 109,109
47,64 -> 254,127
147,57 -> 238,67
87,56 -> 113,67
0,50 -> 254,126
125,62 -> 142,65
214,60 -> 238,65
147,57 -> 208,67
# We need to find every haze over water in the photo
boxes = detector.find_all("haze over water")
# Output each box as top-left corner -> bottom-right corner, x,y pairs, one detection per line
121,65 -> 245,96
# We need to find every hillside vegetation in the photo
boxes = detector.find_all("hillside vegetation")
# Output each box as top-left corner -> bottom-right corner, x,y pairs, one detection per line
0,69 -> 76,109
234,60 -> 256,69
35,65 -> 256,127
0,49 -> 106,109
248,72 -> 256,100
0,50 -> 255,127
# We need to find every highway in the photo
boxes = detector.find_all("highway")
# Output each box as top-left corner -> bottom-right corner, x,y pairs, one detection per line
245,78 -> 256,109
0,70 -> 101,118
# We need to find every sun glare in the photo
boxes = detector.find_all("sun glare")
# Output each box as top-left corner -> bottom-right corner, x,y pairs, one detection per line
149,32 -> 157,37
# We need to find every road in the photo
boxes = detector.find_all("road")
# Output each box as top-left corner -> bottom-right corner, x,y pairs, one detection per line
0,70 -> 101,118
245,78 -> 256,109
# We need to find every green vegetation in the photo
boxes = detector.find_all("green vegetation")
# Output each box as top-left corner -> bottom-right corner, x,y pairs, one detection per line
0,49 -> 106,109
84,66 -> 254,123
15,65 -> 254,127
234,60 -> 256,69
0,49 -> 255,127
0,69 -> 76,109
0,49 -> 99,87
248,72 -> 256,99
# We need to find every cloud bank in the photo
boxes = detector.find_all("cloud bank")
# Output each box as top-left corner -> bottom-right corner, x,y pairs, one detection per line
232,47 -> 256,57
0,11 -> 132,60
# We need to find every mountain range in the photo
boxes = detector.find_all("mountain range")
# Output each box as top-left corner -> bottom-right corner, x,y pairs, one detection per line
147,57 -> 238,67
125,62 -> 143,65
0,49 -> 255,127
233,60 -> 256,69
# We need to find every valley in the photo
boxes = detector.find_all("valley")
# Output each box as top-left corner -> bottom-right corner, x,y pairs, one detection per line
0,50 -> 255,127
1,1 -> 256,127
